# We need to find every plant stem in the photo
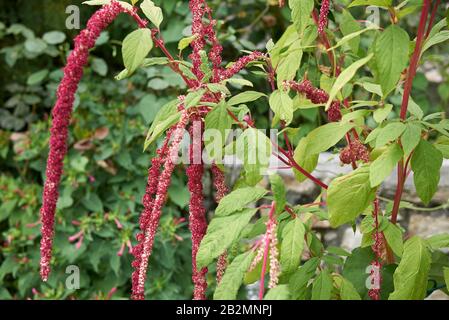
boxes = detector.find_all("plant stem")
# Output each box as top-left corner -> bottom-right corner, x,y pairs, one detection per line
391,1 -> 430,224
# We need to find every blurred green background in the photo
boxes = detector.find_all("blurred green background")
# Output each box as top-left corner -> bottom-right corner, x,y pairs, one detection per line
0,0 -> 447,299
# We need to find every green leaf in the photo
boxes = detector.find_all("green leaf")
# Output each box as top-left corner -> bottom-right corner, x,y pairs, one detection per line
305,122 -> 354,155
228,91 -> 266,106
411,140 -> 443,205
408,95 -> 424,120
330,24 -> 378,52
42,31 -> 66,44
91,57 -> 108,76
337,276 -> 362,300
373,104 -> 392,124
289,0 -> 314,35
269,89 -> 294,125
422,30 -> 449,53
184,89 -> 206,109
311,270 -> 333,300
144,99 -> 180,150
178,34 -> 197,51
276,39 -> 303,88
383,222 -> 404,257
389,236 -> 431,300
328,166 -> 377,227
401,122 -> 422,156
215,186 -> 267,217
140,0 -> 163,29
426,233 -> 449,250
204,100 -> 232,149
122,28 -> 153,75
27,69 -> 49,86
280,218 -> 306,274
369,142 -> 403,187
325,54 -> 373,110
82,193 -> 103,212
293,138 -> 319,183
214,251 -> 255,300
269,174 -> 286,214
374,25 -> 410,97
197,208 -> 257,268
375,122 -> 406,148
340,10 -> 362,54
289,257 -> 320,299
264,285 -> 291,300
349,0 -> 392,8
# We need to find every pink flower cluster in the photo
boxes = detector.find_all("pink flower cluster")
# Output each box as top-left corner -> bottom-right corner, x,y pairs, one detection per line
187,115 -> 208,300
131,110 -> 189,300
220,51 -> 264,81
339,140 -> 370,165
39,0 -> 125,282
286,79 -> 342,122
318,0 -> 330,35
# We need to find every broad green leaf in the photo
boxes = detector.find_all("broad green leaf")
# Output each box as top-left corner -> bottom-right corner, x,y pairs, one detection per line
276,39 -> 303,88
305,122 -> 354,155
280,218 -> 306,274
325,54 -> 373,110
115,57 -> 169,80
311,270 -> 333,300
293,138 -> 319,183
42,31 -> 66,45
289,0 -> 314,35
214,251 -> 255,300
408,95 -> 424,120
140,0 -> 163,29
383,222 -> 404,257
340,10 -> 362,54
269,174 -> 286,214
289,257 -> 320,300
426,234 -> 449,250
422,30 -> 449,53
184,89 -> 206,108
375,122 -> 406,148
228,91 -> 266,106
334,276 -> 362,300
369,142 -> 403,187
197,208 -> 257,268
264,285 -> 291,300
411,140 -> 443,205
178,35 -> 197,52
144,99 -> 180,150
373,104 -> 392,124
215,187 -> 267,217
27,69 -> 49,86
389,236 -> 431,300
401,122 -> 422,156
434,136 -> 449,159
341,109 -> 370,123
328,166 -> 377,227
122,29 -> 153,75
374,25 -> 410,97
269,90 -> 294,125
205,100 -> 232,147
349,0 -> 392,8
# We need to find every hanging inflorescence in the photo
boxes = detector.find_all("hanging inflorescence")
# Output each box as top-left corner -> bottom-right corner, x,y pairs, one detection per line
38,0 -> 262,300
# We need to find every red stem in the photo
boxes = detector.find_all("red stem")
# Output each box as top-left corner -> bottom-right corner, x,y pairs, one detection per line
425,0 -> 441,39
392,2 -> 430,224
259,201 -> 275,300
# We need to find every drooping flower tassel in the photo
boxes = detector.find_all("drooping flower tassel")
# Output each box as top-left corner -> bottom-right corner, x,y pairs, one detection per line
318,0 -> 330,35
220,51 -> 264,81
131,110 -> 189,300
187,115 -> 208,300
39,1 -> 125,281
286,79 -> 342,122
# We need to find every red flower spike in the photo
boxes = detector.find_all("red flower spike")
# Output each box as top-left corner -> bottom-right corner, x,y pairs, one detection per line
187,115 -> 208,300
318,0 -> 330,35
39,1 -> 125,282
131,110 -> 189,300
